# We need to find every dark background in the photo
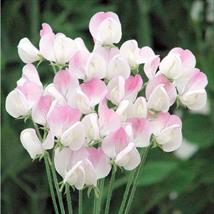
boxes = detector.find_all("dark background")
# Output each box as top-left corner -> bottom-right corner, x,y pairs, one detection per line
1,0 -> 214,213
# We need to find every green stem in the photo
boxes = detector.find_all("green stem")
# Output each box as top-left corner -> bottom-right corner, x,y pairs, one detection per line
96,179 -> 105,214
66,184 -> 73,214
44,154 -> 59,214
79,190 -> 83,214
124,146 -> 150,214
104,167 -> 117,214
33,122 -> 42,141
93,192 -> 97,214
118,171 -> 136,214
49,152 -> 66,214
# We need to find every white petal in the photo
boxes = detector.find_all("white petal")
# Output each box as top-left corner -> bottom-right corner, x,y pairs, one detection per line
42,131 -> 54,150
75,90 -> 92,114
5,89 -> 30,118
20,128 -> 43,159
147,85 -> 170,112
61,121 -> 85,150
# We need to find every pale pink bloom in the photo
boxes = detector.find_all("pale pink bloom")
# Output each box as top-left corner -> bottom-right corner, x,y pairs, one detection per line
85,52 -> 107,80
106,54 -> 130,80
159,48 -> 196,80
6,64 -> 43,118
54,147 -> 111,189
53,70 -> 79,106
128,118 -> 152,147
47,104 -> 84,150
102,127 -> 140,170
82,113 -> 100,140
116,97 -> 148,121
177,70 -> 208,110
75,78 -> 107,114
89,12 -> 122,45
32,95 -> 53,125
98,99 -> 121,136
107,75 -> 143,105
18,38 -> 40,63
39,23 -> 82,64
124,75 -> 143,102
20,128 -> 54,159
68,50 -> 90,80
107,76 -> 125,105
146,74 -> 177,112
151,112 -> 182,152
120,40 -> 142,69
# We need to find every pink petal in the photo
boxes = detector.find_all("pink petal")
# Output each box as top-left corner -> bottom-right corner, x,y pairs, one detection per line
98,99 -> 121,136
146,74 -> 177,105
128,118 -> 152,147
80,78 -> 107,106
89,12 -> 119,39
139,46 -> 155,63
87,147 -> 111,179
169,47 -> 196,69
40,23 -> 54,37
53,70 -> 79,102
32,95 -> 53,125
125,75 -> 143,101
47,104 -> 81,138
144,56 -> 160,79
22,64 -> 42,86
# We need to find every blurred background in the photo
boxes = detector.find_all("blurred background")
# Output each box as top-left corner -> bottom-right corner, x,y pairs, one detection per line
1,0 -> 214,213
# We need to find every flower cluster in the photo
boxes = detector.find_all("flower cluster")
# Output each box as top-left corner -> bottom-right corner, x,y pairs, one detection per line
6,12 -> 208,191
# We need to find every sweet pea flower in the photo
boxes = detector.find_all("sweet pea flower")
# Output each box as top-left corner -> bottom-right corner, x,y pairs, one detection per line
127,118 -> 152,147
98,99 -> 121,136
159,48 -> 196,80
89,12 -> 122,45
18,38 -> 40,63
54,147 -> 111,189
75,78 -> 107,114
6,64 -> 43,118
120,40 -> 142,69
20,128 -> 54,159
140,46 -> 160,79
47,104 -> 84,150
146,74 -> 177,112
177,70 -> 208,110
102,127 -> 141,170
107,75 -> 143,105
39,23 -> 86,64
116,96 -> 148,121
151,112 -> 182,152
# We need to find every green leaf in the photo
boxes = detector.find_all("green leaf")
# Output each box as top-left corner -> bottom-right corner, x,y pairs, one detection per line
138,160 -> 178,186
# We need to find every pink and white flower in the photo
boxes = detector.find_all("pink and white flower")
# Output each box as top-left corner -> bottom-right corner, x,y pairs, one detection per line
146,74 -> 177,112
89,12 -> 122,45
102,127 -> 141,170
20,128 -> 54,159
151,112 -> 182,152
54,147 -> 111,189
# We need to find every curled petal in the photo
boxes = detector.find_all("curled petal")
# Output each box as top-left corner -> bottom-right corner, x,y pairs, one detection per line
20,128 -> 43,159
144,56 -> 160,79
5,89 -> 30,118
61,121 -> 85,150
81,78 -> 107,107
98,99 -> 121,136
47,104 -> 81,138
139,46 -> 155,63
115,143 -> 141,170
40,23 -> 53,37
18,38 -> 40,63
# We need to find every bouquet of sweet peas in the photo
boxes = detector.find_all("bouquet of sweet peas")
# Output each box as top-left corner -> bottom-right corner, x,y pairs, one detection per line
5,11 -> 208,214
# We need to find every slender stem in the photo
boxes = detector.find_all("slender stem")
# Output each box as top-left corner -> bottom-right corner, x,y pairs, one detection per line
124,146 -> 150,214
79,190 -> 83,214
49,152 -> 66,214
118,171 -> 136,214
93,192 -> 97,214
96,179 -> 105,214
44,154 -> 59,214
66,184 -> 73,214
104,167 -> 117,214
33,122 -> 42,141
